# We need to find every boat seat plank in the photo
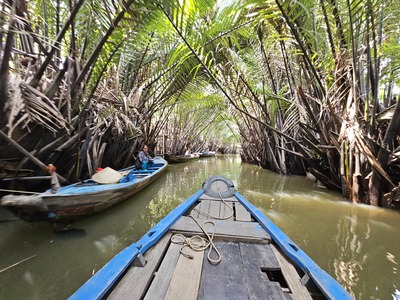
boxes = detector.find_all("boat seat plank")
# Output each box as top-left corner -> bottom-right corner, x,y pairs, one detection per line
235,202 -> 252,221
144,242 -> 181,300
198,195 -> 238,202
106,233 -> 171,300
240,243 -> 290,300
271,245 -> 313,300
198,242 -> 249,300
164,247 -> 204,299
171,216 -> 271,243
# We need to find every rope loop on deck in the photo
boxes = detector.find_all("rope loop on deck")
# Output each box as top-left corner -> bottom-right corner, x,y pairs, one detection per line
171,216 -> 222,265
170,188 -> 236,265
171,234 -> 209,259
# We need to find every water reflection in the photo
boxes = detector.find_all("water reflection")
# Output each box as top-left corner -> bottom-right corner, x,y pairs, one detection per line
235,162 -> 400,299
1,155 -> 400,299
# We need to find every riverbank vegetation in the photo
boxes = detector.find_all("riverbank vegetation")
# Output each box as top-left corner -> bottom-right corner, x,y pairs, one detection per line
1,0 -> 399,208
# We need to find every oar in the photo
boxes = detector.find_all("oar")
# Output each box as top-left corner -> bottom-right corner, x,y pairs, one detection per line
0,129 -> 69,185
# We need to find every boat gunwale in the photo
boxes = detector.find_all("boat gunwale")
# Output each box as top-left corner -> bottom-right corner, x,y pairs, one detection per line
69,184 -> 352,300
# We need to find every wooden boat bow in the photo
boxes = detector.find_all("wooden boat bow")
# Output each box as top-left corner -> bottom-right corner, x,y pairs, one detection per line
70,176 -> 353,300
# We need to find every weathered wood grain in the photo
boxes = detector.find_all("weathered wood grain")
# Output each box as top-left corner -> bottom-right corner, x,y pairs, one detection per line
164,248 -> 204,299
198,242 -> 249,300
106,233 -> 171,300
240,243 -> 290,300
271,244 -> 313,300
198,196 -> 238,202
194,199 -> 235,220
171,216 -> 271,243
144,242 -> 181,300
209,200 -> 221,219
196,200 -> 211,219
235,202 -> 252,221
220,201 -> 234,220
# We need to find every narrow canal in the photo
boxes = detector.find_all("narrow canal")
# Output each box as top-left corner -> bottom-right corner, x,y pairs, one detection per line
1,155 -> 399,299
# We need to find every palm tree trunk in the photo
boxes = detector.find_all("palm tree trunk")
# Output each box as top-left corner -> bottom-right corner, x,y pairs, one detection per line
0,1 -> 16,127
369,98 -> 400,206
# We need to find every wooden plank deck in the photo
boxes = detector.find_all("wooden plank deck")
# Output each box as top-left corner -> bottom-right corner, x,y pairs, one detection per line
209,200 -> 220,219
198,242 -> 249,300
171,216 -> 271,243
107,233 -> 172,299
240,243 -> 291,299
143,243 -> 181,300
107,197 -> 314,300
192,199 -> 248,221
235,202 -> 252,221
198,195 -> 238,202
220,201 -> 234,220
164,248 -> 204,299
271,245 -> 313,300
194,200 -> 211,219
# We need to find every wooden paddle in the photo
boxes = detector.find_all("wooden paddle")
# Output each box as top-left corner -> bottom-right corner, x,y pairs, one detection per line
0,129 -> 69,185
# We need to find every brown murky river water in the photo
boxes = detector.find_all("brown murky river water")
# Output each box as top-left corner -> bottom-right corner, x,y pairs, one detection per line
1,155 -> 399,299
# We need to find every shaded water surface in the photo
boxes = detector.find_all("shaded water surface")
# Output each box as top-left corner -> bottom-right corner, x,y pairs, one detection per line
1,155 -> 399,299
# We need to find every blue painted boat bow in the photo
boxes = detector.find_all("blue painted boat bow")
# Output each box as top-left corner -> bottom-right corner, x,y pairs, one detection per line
70,183 -> 352,299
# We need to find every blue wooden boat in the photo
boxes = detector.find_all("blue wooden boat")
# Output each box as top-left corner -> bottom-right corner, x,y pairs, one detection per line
164,153 -> 199,163
0,157 -> 167,223
70,175 -> 352,299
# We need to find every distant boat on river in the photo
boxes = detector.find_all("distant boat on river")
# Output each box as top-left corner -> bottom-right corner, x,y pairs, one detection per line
199,151 -> 216,158
164,153 -> 200,163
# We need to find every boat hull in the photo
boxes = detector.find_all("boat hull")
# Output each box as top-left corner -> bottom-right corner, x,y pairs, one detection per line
199,152 -> 215,158
70,175 -> 352,300
1,157 -> 167,222
163,153 -> 199,163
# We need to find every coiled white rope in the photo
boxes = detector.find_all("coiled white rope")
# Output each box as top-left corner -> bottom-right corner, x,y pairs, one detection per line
171,217 -> 221,265
171,189 -> 232,265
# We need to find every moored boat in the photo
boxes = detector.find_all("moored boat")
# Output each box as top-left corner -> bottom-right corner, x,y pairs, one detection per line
70,175 -> 352,299
0,157 -> 168,223
164,153 -> 199,163
199,151 -> 215,158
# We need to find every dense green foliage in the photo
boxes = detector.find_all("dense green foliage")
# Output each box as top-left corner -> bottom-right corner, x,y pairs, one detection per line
1,0 -> 400,206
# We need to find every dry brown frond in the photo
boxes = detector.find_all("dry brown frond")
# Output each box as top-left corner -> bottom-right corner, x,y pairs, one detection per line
5,74 -> 69,136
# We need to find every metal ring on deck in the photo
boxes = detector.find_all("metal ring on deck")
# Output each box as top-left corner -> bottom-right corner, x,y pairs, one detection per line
202,176 -> 235,198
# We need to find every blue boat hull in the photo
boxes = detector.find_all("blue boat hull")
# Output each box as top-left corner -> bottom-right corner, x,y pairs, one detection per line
1,157 -> 168,222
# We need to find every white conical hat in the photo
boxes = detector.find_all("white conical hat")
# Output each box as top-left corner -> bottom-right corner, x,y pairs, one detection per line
92,167 -> 122,184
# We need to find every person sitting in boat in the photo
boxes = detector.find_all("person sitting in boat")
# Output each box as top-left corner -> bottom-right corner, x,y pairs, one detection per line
136,145 -> 153,170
